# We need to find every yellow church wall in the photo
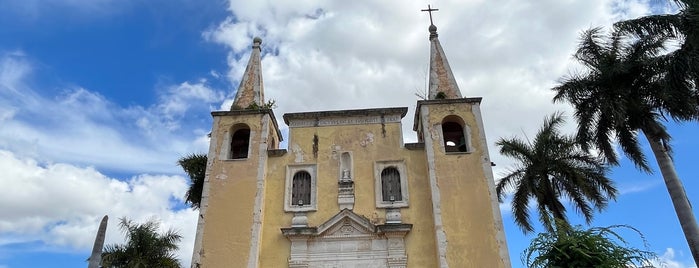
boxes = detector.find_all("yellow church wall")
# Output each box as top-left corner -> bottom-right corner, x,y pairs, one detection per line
423,102 -> 508,267
258,152 -> 291,266
198,112 -> 271,267
191,29 -> 514,266
401,149 -> 440,267
196,106 -> 507,267
258,119 -> 439,267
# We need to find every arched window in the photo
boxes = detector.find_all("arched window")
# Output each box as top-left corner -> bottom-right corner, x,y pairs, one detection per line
292,171 -> 312,206
230,128 -> 250,159
381,167 -> 402,202
442,116 -> 469,153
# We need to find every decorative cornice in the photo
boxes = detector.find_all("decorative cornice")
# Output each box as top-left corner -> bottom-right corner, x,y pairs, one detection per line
412,98 -> 483,131
284,107 -> 408,128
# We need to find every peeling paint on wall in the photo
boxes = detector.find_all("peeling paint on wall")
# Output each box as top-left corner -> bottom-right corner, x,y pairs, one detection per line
291,143 -> 304,163
313,134 -> 319,159
359,132 -> 374,147
330,145 -> 341,159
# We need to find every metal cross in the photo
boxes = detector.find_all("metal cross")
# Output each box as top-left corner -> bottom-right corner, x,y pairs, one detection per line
421,4 -> 439,25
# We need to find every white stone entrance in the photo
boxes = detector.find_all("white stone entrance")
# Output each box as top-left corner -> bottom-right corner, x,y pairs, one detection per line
282,209 -> 411,268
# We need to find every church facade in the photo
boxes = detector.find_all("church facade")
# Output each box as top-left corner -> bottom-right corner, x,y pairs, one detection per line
190,23 -> 510,268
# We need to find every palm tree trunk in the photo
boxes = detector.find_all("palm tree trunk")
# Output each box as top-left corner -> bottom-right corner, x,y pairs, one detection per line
644,131 -> 699,265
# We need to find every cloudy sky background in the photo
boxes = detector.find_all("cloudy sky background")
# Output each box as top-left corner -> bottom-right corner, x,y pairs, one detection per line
0,0 -> 697,267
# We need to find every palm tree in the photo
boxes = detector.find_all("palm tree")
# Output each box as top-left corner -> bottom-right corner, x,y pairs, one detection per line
101,217 -> 182,268
496,113 -> 617,233
615,0 -> 699,91
553,27 -> 699,264
178,153 -> 207,209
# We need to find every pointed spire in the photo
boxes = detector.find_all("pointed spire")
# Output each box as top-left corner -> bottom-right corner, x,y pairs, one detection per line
426,21 -> 463,99
87,215 -> 108,268
231,37 -> 265,110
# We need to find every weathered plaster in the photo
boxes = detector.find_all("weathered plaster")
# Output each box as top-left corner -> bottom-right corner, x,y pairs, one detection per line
473,103 -> 512,267
420,105 -> 450,268
291,143 -> 305,163
231,38 -> 264,109
428,35 -> 462,100
421,101 -> 510,267
190,115 -> 220,267
197,104 -> 507,268
257,117 -> 439,267
247,114 -> 271,268
193,111 -> 277,267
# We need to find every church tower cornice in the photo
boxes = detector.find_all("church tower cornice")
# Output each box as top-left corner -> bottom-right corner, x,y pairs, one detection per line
231,37 -> 265,110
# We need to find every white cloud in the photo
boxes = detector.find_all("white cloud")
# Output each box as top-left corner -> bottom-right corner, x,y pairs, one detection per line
0,51 -> 32,96
644,247 -> 698,268
158,80 -> 223,116
204,0 -> 654,173
205,1 -> 659,234
0,54 -> 216,174
619,180 -> 662,195
0,1 -> 671,267
0,150 -> 197,267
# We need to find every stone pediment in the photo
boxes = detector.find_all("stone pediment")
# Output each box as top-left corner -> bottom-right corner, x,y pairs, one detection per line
281,210 -> 412,268
317,209 -> 376,237
281,209 -> 377,238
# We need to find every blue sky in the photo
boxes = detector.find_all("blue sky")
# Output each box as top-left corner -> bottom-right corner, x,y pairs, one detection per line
0,0 -> 697,267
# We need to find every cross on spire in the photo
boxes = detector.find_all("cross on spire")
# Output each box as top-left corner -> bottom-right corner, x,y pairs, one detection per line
421,4 -> 439,26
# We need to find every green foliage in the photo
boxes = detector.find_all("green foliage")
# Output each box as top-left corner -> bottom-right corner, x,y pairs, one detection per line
246,99 -> 277,110
553,27 -> 698,171
614,0 -> 699,94
557,21 -> 699,265
523,222 -> 657,268
101,218 -> 182,268
496,113 -> 617,233
177,153 -> 207,209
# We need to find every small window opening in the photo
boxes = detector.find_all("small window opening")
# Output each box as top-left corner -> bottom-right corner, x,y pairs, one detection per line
231,128 -> 250,159
381,167 -> 402,202
292,171 -> 311,206
442,122 -> 467,152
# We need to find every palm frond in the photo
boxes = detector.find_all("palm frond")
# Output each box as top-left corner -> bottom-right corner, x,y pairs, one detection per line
497,113 -> 617,234
615,14 -> 682,38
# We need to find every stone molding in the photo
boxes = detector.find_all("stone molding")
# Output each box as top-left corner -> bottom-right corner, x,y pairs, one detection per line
281,210 -> 412,268
284,164 -> 318,212
412,98 -> 482,131
284,107 -> 408,128
374,160 -> 409,208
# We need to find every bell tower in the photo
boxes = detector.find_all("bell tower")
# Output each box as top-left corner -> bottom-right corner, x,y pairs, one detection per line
191,37 -> 283,268
413,13 -> 511,267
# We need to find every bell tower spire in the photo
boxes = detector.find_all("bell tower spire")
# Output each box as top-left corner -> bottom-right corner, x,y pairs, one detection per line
421,6 -> 462,100
231,37 -> 265,110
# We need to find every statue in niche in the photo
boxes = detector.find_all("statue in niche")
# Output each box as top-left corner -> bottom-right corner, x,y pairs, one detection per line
339,169 -> 353,188
341,169 -> 351,181
339,152 -> 354,190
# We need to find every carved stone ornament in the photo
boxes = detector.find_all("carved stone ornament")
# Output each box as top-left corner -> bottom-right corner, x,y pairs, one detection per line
281,209 -> 412,268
